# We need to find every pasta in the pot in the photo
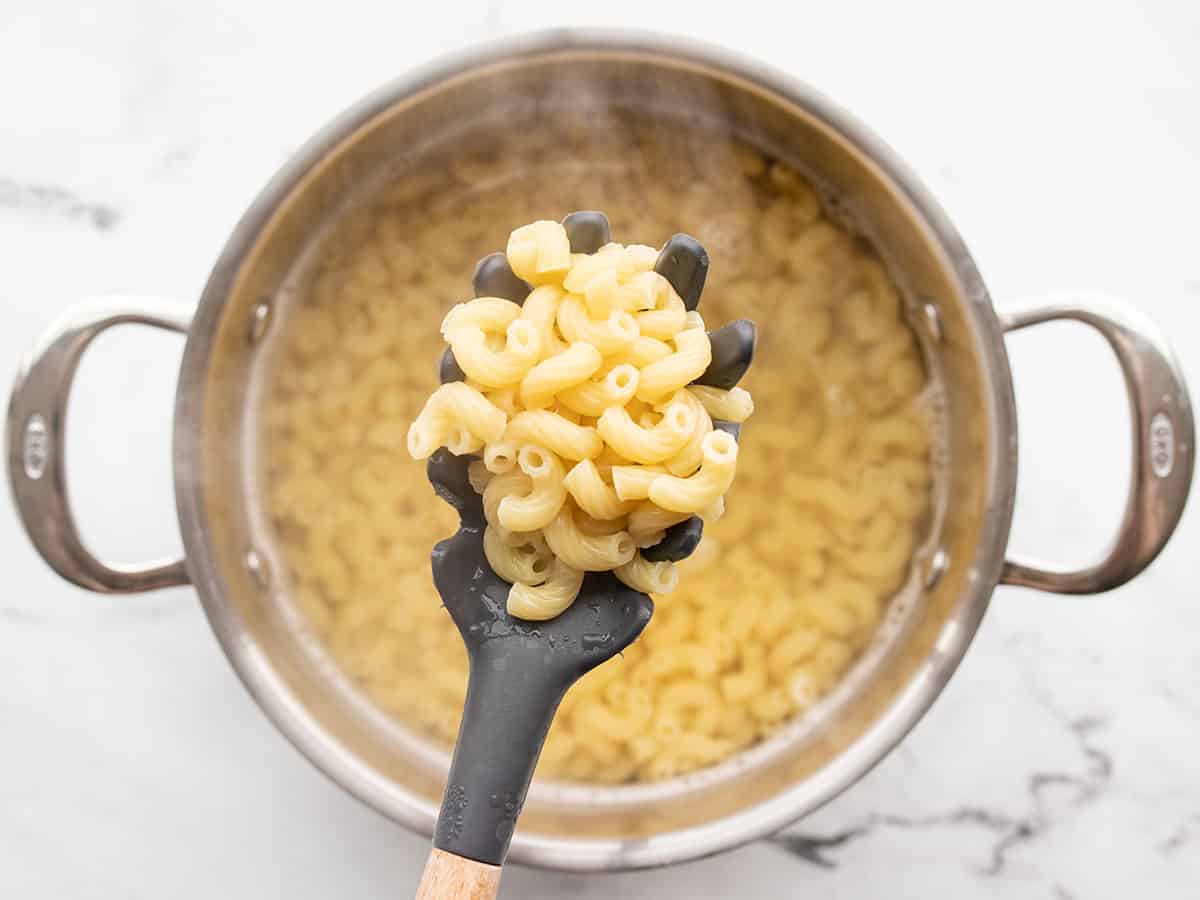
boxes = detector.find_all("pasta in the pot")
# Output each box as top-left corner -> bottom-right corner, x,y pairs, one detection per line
261,117 -> 933,783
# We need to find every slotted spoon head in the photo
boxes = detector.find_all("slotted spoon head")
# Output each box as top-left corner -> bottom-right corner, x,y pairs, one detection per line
426,449 -> 653,862
425,211 -> 755,867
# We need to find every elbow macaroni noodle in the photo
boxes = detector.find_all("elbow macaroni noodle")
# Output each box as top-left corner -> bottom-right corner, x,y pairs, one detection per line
495,445 -> 567,533
647,430 -> 739,514
519,340 -> 603,410
444,320 -> 540,387
501,410 -> 604,461
262,127 -> 934,784
689,385 -> 756,424
407,221 -> 752,620
635,327 -> 713,402
596,401 -> 696,465
556,364 -> 640,417
563,459 -> 634,520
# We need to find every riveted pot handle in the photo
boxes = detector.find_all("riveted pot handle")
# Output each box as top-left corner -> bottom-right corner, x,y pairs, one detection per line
999,296 -> 1194,593
6,297 -> 194,593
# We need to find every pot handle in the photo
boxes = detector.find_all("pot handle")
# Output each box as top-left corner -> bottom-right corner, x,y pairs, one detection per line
6,297 -> 194,593
999,296 -> 1194,593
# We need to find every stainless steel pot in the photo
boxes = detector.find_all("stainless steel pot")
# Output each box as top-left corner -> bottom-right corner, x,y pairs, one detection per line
6,30 -> 1194,871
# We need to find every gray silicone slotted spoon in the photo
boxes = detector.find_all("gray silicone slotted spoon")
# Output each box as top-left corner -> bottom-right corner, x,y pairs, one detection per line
415,212 -> 755,899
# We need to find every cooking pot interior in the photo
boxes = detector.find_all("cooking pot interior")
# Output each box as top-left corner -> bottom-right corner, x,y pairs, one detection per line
184,47 -> 1005,847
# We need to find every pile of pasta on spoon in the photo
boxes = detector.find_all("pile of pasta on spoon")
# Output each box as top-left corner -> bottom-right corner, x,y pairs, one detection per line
407,219 -> 754,621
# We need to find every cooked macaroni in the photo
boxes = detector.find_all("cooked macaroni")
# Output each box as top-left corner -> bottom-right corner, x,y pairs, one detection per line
689,385 -> 756,424
648,430 -> 739,514
635,327 -> 713,402
262,122 -> 933,784
406,221 -> 752,619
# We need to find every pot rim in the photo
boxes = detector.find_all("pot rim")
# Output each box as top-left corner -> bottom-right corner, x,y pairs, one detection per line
173,27 -> 1017,871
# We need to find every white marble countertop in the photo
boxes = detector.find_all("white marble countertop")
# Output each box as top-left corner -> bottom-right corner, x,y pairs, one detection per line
2,1 -> 1198,897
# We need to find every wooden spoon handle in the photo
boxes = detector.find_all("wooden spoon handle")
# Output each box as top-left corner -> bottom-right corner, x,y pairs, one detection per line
416,847 -> 502,900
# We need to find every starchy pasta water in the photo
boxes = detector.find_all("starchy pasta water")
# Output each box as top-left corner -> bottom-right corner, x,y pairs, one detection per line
262,118 -> 934,783
405,221 -> 751,620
